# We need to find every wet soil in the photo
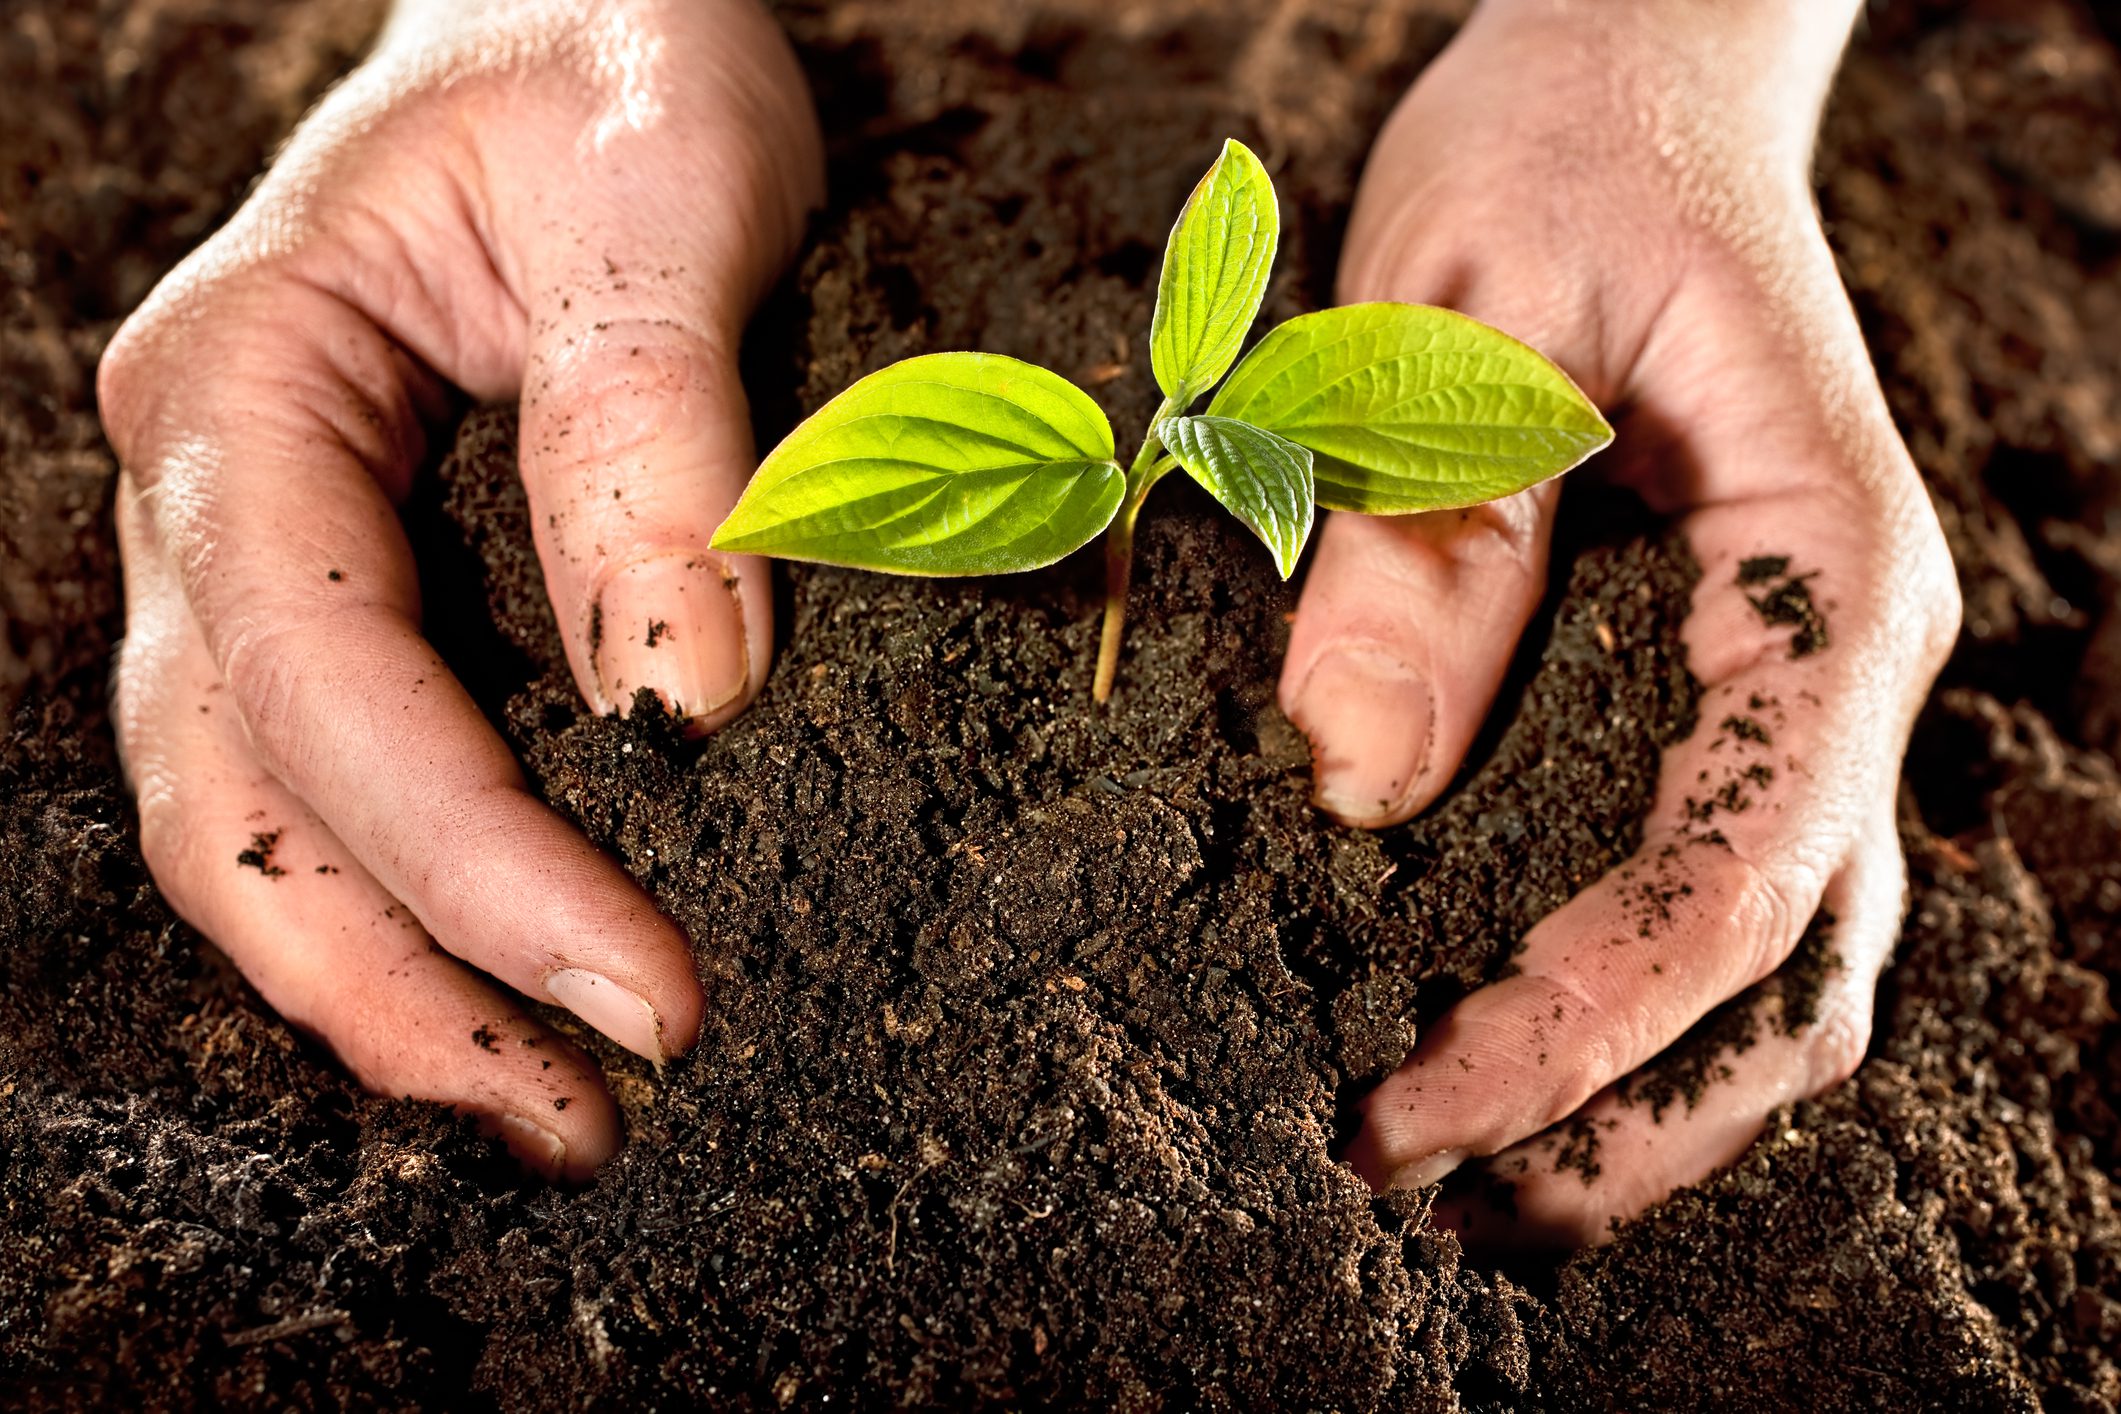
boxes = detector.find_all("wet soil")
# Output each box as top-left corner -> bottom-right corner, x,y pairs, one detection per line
5,0 -> 2121,1409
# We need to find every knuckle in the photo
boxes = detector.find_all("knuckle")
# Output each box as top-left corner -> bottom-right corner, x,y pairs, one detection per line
525,322 -> 727,473
1725,851 -> 1809,988
96,309 -> 196,463
96,325 -> 151,438
97,258 -> 244,457
133,775 -> 209,920
216,618 -> 318,783
1805,1006 -> 1872,1092
1909,527 -> 1962,673
1868,448 -> 1961,675
1521,970 -> 1624,1135
1438,488 -> 1551,576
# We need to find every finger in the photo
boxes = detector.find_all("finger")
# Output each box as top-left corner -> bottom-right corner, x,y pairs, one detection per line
114,486 -> 620,1179
1280,482 -> 1559,827
1348,485 -> 1917,1189
101,286 -> 704,1064
1435,807 -> 1904,1248
518,293 -> 770,733
498,5 -> 822,733
1284,167 -> 1616,831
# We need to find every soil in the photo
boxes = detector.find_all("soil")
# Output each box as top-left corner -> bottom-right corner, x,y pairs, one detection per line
5,0 -> 2121,1409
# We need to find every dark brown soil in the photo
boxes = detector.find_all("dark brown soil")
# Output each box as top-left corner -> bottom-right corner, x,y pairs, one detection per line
4,0 -> 2121,1409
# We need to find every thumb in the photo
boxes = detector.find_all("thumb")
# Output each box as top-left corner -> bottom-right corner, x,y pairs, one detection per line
1278,112 -> 1628,827
502,2 -> 822,732
520,297 -> 772,732
1280,483 -> 1560,827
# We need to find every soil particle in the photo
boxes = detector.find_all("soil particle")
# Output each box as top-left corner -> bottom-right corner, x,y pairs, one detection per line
1736,555 -> 1791,586
1721,713 -> 1772,746
235,831 -> 287,878
1737,554 -> 1831,659
1550,1115 -> 1608,1186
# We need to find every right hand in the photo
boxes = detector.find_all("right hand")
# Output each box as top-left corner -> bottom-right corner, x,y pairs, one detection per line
1289,0 -> 1956,1242
99,0 -> 822,1179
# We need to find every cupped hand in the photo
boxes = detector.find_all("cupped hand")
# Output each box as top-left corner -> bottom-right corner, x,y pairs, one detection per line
1296,0 -> 1960,1242
100,0 -> 822,1178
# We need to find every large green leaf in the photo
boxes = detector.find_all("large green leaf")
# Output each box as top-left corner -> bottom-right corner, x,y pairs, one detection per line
1207,303 -> 1613,515
1158,415 -> 1315,579
1149,138 -> 1280,406
711,352 -> 1123,576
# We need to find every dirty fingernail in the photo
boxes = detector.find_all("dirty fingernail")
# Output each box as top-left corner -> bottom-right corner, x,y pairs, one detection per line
495,1115 -> 569,1179
592,552 -> 749,723
1391,1147 -> 1467,1190
1286,645 -> 1432,826
544,966 -> 664,1063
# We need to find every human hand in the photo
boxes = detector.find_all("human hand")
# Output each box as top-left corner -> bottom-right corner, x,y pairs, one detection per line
99,0 -> 821,1178
1289,0 -> 1959,1242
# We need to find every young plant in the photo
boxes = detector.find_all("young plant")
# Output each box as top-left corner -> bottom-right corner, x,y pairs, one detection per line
711,139 -> 1612,702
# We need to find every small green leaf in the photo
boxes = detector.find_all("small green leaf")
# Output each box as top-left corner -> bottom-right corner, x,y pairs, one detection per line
1207,303 -> 1613,515
1150,138 -> 1281,406
711,352 -> 1123,575
1158,415 -> 1315,579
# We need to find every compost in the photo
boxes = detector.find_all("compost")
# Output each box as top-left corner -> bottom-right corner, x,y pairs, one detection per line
3,1 -> 2119,1408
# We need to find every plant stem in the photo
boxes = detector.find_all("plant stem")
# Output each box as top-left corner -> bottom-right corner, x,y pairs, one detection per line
1092,497 -> 1142,704
1093,396 -> 1183,703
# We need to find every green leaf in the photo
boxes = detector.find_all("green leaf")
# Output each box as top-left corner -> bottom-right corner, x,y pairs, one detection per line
1158,415 -> 1315,579
1150,138 -> 1280,406
711,352 -> 1124,576
1207,303 -> 1613,515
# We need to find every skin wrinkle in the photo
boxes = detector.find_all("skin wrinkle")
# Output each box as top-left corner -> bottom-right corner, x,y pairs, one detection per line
519,323 -> 756,703
527,327 -> 715,470
447,111 -> 530,393
315,175 -> 523,400
183,493 -> 426,679
300,288 -> 437,483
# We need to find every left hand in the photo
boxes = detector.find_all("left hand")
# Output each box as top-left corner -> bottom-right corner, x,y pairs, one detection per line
1290,0 -> 1960,1243
99,0 -> 823,1178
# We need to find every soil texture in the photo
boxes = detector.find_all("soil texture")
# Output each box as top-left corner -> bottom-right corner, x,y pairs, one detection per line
4,0 -> 2121,1409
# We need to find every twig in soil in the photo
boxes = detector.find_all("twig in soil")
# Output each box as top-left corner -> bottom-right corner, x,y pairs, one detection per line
884,1160 -> 941,1274
635,1194 -> 739,1235
224,1308 -> 350,1348
1010,1125 -> 1063,1156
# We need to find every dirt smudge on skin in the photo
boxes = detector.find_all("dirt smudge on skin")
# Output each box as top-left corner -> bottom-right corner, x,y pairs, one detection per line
236,831 -> 287,879
1739,555 -> 1831,659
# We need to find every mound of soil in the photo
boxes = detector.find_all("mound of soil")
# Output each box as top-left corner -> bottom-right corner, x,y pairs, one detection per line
5,0 -> 2121,1409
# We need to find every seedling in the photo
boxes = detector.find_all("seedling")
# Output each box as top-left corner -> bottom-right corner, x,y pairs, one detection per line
712,139 -> 1612,701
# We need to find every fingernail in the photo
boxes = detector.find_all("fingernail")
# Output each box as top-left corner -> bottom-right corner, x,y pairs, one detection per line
1286,645 -> 1433,825
495,1115 -> 569,1178
544,966 -> 664,1063
1390,1147 -> 1467,1190
592,552 -> 749,722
